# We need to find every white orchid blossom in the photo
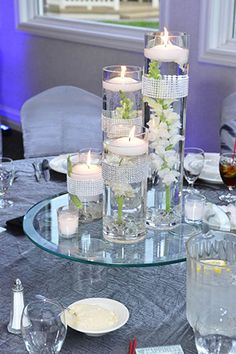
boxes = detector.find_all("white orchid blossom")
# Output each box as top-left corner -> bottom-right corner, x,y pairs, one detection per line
148,97 -> 183,186
111,182 -> 134,198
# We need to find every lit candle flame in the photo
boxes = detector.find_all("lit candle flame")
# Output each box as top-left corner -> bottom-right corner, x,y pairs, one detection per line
86,150 -> 91,168
128,126 -> 136,141
161,27 -> 170,47
120,65 -> 127,79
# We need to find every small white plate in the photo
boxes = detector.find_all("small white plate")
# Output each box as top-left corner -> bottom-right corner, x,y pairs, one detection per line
199,153 -> 223,184
65,297 -> 129,336
49,154 -> 71,174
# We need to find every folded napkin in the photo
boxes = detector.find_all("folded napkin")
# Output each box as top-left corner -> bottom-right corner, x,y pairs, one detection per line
220,204 -> 236,230
203,203 -> 231,231
201,155 -> 221,180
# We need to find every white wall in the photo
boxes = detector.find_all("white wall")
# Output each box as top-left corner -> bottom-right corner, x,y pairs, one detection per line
0,1 -> 143,128
160,0 -> 236,152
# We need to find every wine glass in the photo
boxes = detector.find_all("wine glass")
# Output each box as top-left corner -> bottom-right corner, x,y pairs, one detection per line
21,297 -> 67,354
184,148 -> 205,193
0,157 -> 15,208
219,152 -> 236,203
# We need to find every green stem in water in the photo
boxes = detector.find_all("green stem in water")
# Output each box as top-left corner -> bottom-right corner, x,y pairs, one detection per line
116,196 -> 124,225
165,185 -> 171,212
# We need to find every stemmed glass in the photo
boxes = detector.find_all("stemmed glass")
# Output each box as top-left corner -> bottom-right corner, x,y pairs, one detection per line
21,297 -> 67,354
0,157 -> 15,208
219,152 -> 236,203
183,148 -> 205,193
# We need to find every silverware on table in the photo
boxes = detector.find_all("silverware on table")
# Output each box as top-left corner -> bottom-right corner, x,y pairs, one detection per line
41,159 -> 50,182
32,162 -> 41,182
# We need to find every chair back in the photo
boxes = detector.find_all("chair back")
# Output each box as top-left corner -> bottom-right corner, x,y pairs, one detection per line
21,86 -> 102,158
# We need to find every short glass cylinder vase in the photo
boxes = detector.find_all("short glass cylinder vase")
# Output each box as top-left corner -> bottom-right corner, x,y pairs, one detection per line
67,149 -> 103,223
102,65 -> 143,136
143,29 -> 189,230
102,124 -> 149,244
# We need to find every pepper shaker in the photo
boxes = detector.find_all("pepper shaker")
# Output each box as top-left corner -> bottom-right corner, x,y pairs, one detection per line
7,278 -> 25,334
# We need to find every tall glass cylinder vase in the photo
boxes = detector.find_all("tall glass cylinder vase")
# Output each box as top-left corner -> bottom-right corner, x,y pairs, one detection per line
102,124 -> 149,244
102,65 -> 143,137
67,149 -> 103,223
143,29 -> 189,230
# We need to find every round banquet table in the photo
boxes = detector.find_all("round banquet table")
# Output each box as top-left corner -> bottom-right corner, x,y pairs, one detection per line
0,158 -> 227,354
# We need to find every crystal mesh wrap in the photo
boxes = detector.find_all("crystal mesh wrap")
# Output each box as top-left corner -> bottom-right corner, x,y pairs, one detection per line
67,176 -> 103,197
102,156 -> 149,184
142,75 -> 189,99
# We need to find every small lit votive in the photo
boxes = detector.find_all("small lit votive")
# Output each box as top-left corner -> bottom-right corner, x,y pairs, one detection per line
57,206 -> 79,238
184,194 -> 206,224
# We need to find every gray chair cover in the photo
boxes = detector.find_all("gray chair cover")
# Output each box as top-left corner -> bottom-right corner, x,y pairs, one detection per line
21,86 -> 102,158
220,92 -> 236,153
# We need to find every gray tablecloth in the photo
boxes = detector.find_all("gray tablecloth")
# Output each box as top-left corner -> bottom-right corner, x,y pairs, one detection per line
0,158 -> 225,354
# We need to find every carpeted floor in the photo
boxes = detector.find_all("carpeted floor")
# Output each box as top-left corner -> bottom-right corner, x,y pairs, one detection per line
2,128 -> 24,160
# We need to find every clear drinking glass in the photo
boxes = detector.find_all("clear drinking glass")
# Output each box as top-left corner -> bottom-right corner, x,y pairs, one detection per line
184,147 -> 205,193
0,157 -> 15,208
186,230 -> 236,354
21,297 -> 67,354
219,152 -> 236,203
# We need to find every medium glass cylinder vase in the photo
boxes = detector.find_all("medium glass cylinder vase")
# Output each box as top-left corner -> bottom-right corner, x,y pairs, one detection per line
102,124 -> 149,244
67,149 -> 103,223
143,29 -> 189,230
102,65 -> 143,137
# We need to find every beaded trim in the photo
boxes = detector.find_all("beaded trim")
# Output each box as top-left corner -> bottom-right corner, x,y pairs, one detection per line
102,157 -> 149,184
67,176 -> 103,197
142,75 -> 189,99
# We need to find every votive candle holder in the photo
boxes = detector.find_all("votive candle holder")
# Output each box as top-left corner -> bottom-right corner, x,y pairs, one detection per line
67,149 -> 103,223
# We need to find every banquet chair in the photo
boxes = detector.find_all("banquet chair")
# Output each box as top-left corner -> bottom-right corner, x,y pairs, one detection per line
21,86 -> 102,158
220,92 -> 236,153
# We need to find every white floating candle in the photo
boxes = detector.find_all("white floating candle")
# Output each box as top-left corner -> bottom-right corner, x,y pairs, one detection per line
108,126 -> 148,156
103,65 -> 142,92
71,151 -> 102,181
144,28 -> 189,66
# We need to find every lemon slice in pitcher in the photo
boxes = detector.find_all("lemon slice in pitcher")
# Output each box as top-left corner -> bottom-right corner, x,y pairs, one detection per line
200,259 -> 229,273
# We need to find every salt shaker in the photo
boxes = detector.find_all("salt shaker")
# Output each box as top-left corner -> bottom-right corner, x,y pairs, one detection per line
7,278 -> 25,334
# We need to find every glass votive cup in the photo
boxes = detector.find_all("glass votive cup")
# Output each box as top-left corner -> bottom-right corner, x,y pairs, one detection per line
184,193 -> 206,224
57,206 -> 79,239
67,149 -> 103,223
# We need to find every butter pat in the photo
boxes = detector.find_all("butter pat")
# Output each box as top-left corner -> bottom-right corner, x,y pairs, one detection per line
136,345 -> 184,354
68,303 -> 118,331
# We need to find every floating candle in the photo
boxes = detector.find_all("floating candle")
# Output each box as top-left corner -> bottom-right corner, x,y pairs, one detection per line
108,126 -> 148,156
103,65 -> 142,92
144,28 -> 189,66
71,151 -> 102,181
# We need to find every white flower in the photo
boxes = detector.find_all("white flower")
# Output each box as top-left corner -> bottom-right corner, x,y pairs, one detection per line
164,110 -> 179,124
164,151 -> 179,169
147,95 -> 184,187
150,153 -> 163,170
157,122 -> 170,139
105,154 -> 136,167
144,97 -> 163,115
159,168 -> 180,185
111,183 -> 134,198
169,134 -> 185,146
